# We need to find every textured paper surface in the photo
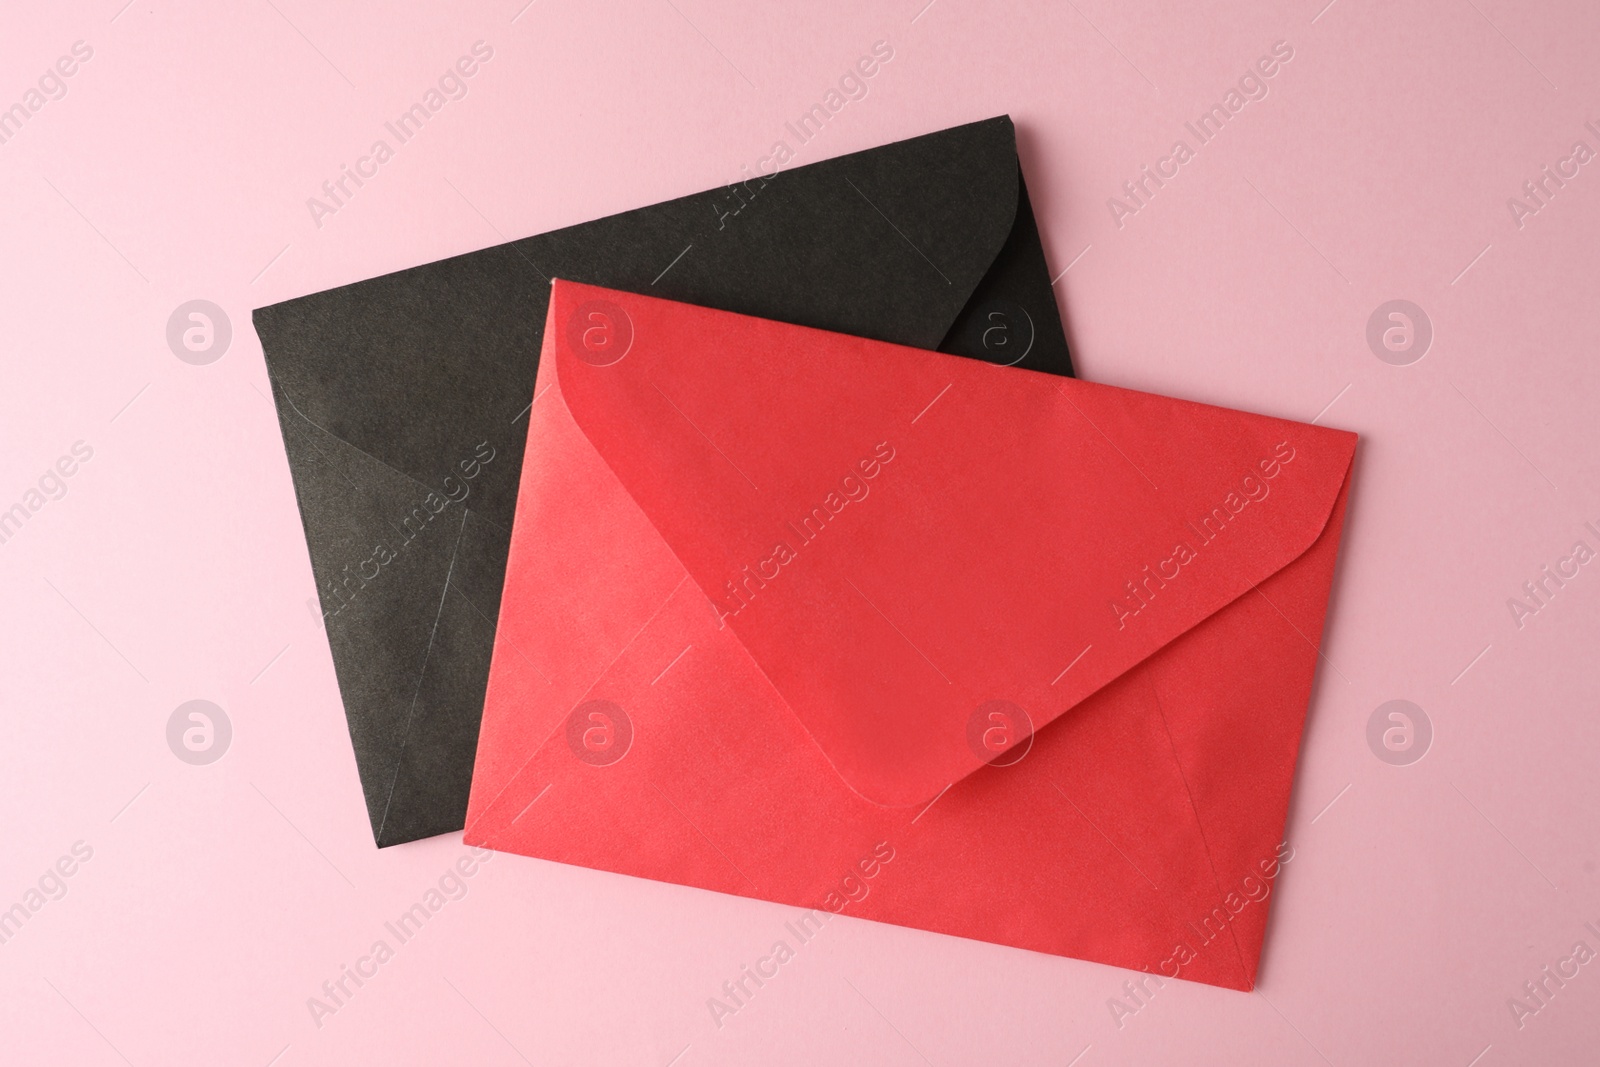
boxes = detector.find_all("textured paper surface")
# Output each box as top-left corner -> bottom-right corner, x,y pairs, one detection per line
466,281 -> 1356,988
253,116 -> 1072,846
12,2 -> 1599,1060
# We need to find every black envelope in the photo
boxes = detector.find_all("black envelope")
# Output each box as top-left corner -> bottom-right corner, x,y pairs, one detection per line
253,115 -> 1074,847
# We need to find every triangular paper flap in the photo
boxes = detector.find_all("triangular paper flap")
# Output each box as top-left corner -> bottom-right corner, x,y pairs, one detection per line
937,168 -> 1071,377
462,571 -> 1263,989
551,281 -> 1357,807
271,389 -> 512,843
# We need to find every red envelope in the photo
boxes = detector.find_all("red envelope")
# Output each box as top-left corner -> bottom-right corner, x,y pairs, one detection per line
465,280 -> 1356,989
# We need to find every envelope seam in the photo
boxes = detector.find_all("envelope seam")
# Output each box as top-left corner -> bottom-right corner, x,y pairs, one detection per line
547,330 -> 914,808
452,578 -> 552,685
647,780 -> 760,892
1247,581 -> 1350,686
375,507 -> 471,844
1048,780 -> 1164,898
1031,446 -> 1355,775
1052,381 -> 1160,491
1145,680 -> 1252,988
843,175 -> 952,286
464,574 -> 691,841
276,386 -> 461,508
279,415 -> 366,495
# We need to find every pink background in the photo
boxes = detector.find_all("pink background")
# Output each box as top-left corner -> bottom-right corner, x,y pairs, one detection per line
2,0 -> 1597,1063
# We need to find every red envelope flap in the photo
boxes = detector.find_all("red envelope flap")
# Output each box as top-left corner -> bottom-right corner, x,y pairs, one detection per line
549,281 -> 1357,807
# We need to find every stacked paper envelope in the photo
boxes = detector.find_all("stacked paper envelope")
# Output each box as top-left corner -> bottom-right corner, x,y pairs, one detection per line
254,116 -> 1073,847
462,280 -> 1354,990
253,115 -> 1355,990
